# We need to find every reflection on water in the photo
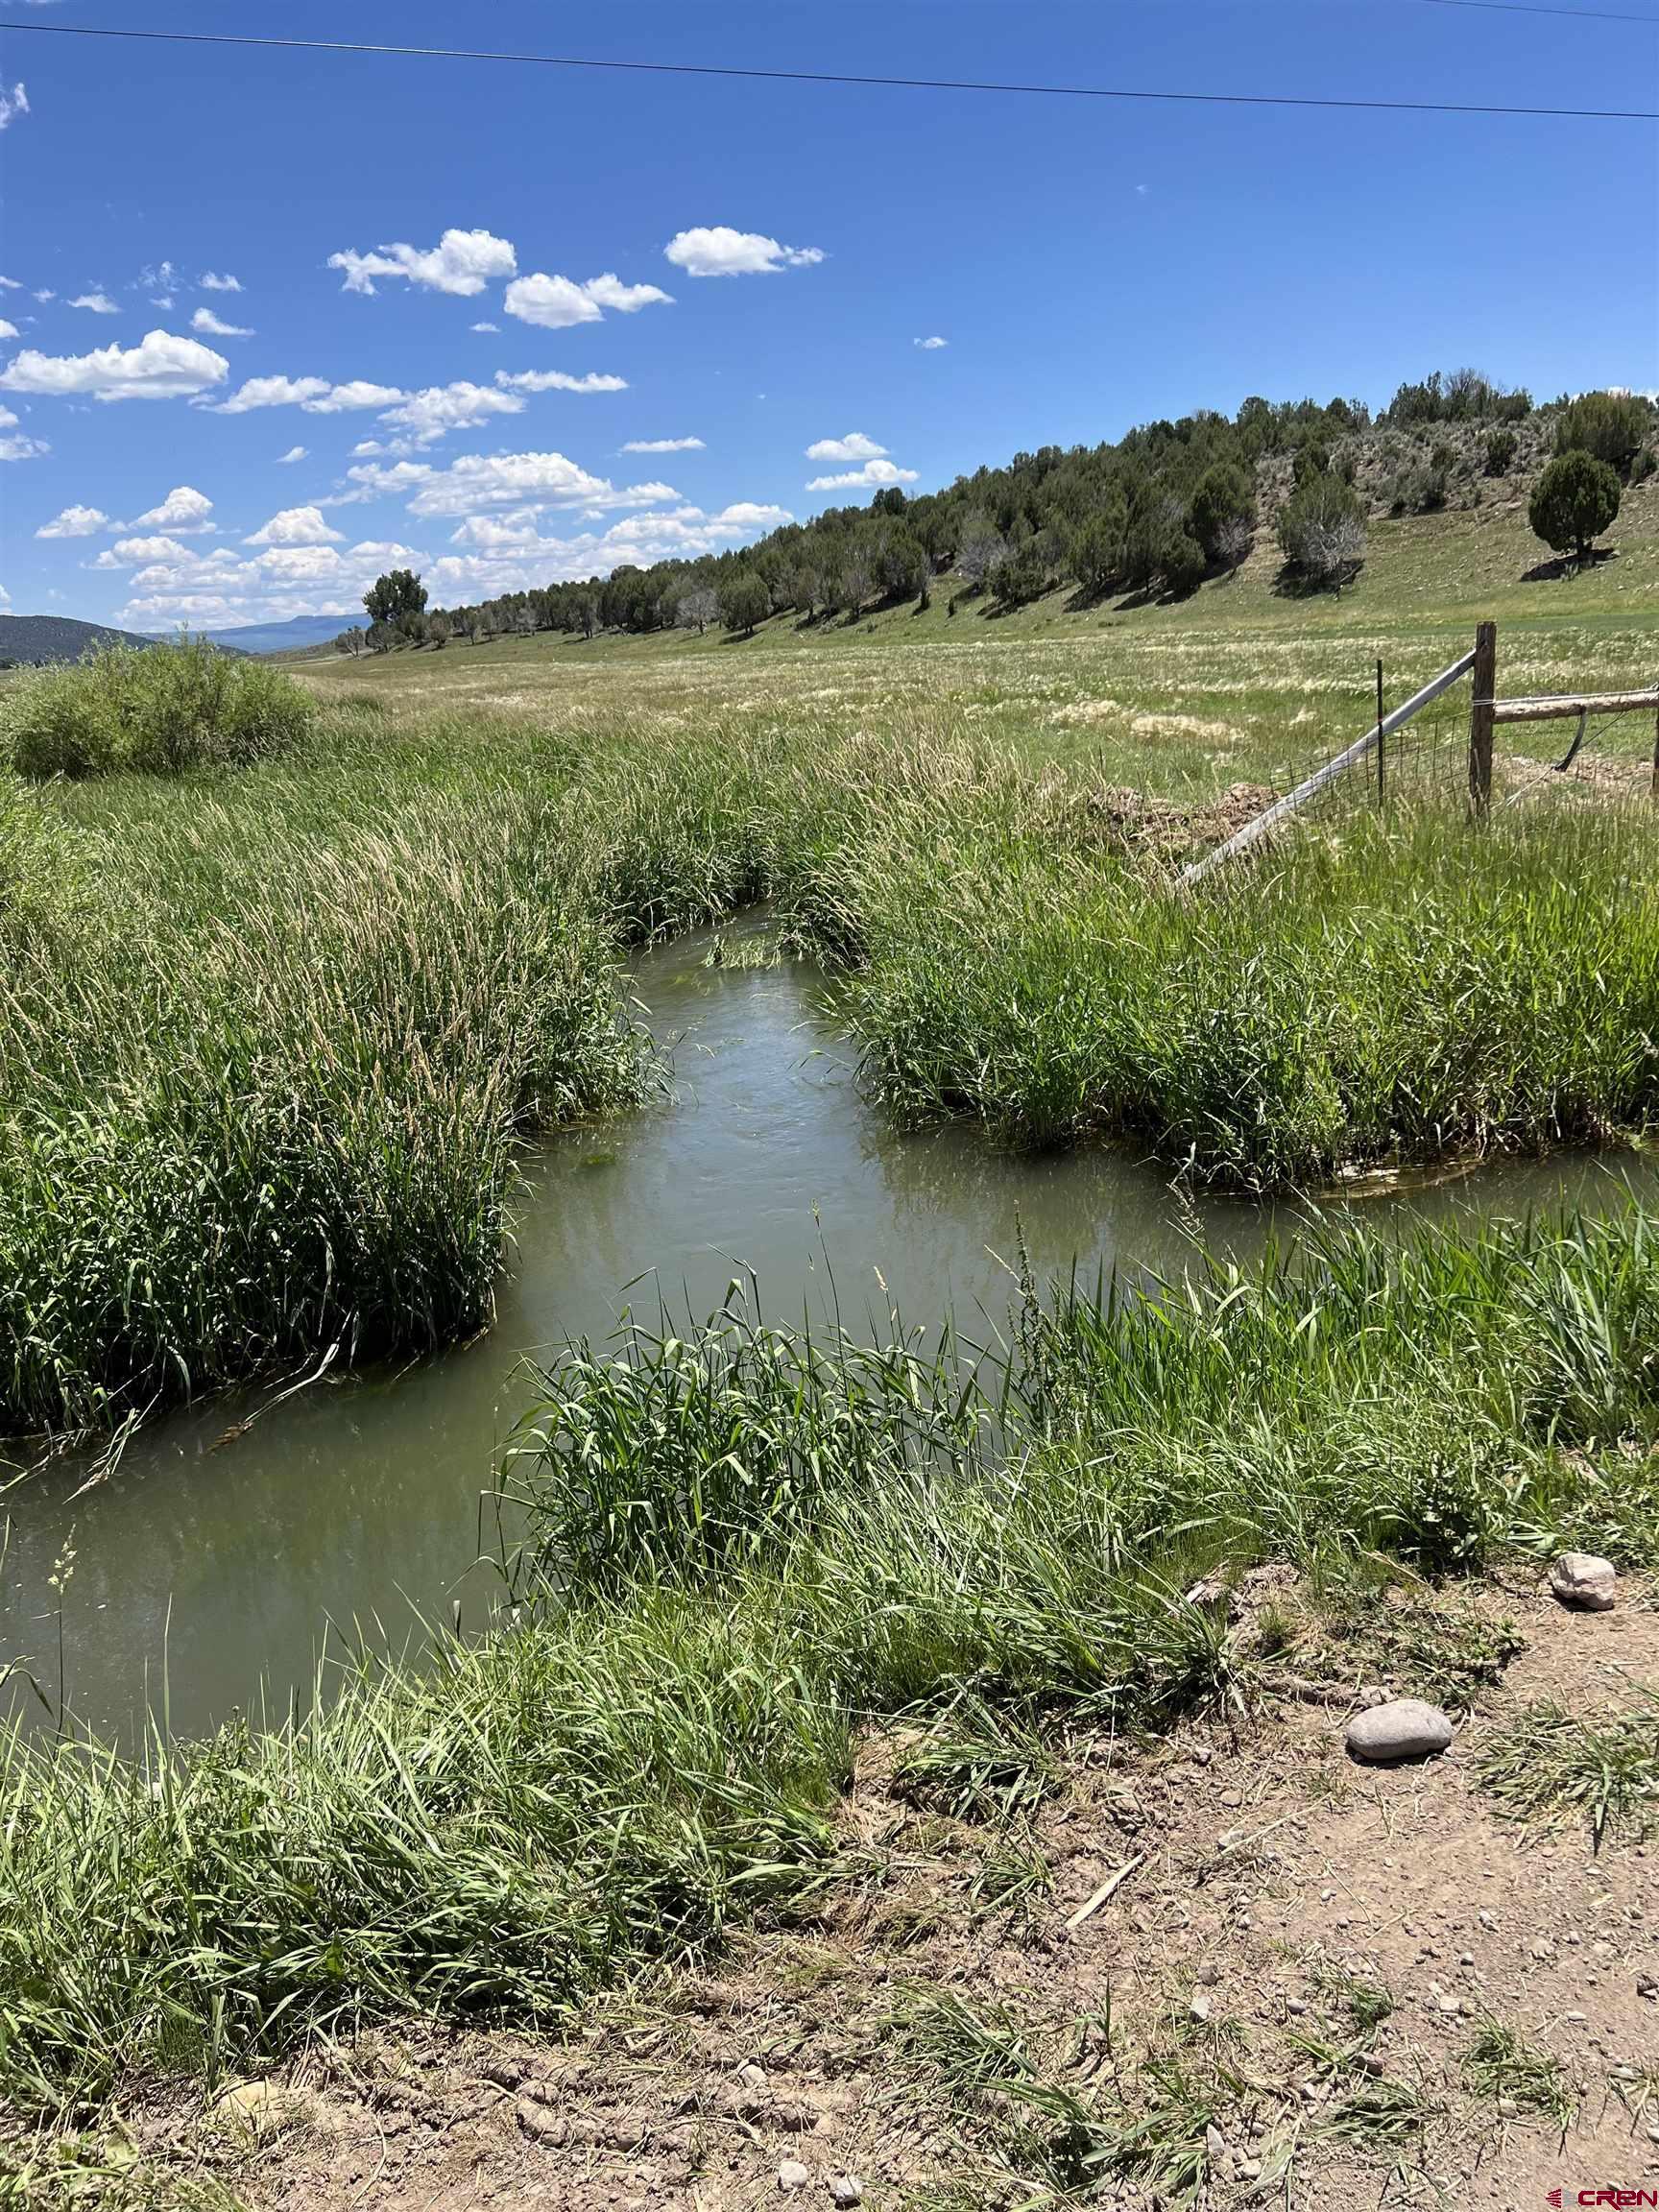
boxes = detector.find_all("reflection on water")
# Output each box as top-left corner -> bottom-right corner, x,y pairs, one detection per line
3,928 -> 1653,1743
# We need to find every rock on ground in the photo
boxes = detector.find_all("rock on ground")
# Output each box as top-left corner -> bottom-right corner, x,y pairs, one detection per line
1344,1697 -> 1455,1763
1549,1551 -> 1617,1610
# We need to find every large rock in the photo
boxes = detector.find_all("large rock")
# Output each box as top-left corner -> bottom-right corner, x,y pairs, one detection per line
1549,1551 -> 1617,1611
1345,1697 -> 1455,1764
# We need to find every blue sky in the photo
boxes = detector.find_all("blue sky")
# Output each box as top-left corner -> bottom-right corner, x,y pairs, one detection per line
2,0 -> 1655,632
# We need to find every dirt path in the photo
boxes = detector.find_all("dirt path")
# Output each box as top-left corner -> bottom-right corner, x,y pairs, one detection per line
111,1575 -> 1659,2210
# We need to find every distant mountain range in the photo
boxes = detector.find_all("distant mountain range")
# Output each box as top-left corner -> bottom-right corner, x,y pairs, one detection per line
0,610 -> 371,664
194,614 -> 363,656
0,613 -> 159,663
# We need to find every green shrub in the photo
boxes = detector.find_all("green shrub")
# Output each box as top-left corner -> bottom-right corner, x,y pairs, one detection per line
990,543 -> 1049,610
1160,528 -> 1207,597
2,637 -> 314,779
1484,428 -> 1518,476
1528,450 -> 1621,567
1189,464 -> 1256,564
1555,390 -> 1650,478
718,572 -> 770,637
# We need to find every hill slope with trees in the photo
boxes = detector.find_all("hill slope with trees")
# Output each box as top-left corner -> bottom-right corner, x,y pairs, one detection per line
0,614 -> 159,665
341,374 -> 1655,658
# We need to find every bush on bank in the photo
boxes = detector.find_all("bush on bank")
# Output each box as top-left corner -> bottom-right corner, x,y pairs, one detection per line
2,637 -> 313,780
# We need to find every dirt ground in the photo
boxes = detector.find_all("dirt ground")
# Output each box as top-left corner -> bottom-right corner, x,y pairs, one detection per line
91,1572 -> 1659,2211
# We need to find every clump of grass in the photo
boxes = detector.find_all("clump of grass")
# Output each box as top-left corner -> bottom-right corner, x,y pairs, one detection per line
1005,2043 -> 1244,2201
0,1596 -> 848,2115
1475,1695 -> 1659,1848
0,765 -> 647,1433
1462,2016 -> 1578,2125
500,1279 -> 985,1589
1310,1957 -> 1396,2038
888,1984 -> 1034,2106
1316,2075 -> 1432,2149
2,637 -> 313,779
892,1694 -> 1059,1822
1302,1581 -> 1525,1710
842,800 -> 1659,1186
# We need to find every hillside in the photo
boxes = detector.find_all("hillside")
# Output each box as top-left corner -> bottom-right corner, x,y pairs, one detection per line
0,613 -> 157,664
398,375 -> 1654,653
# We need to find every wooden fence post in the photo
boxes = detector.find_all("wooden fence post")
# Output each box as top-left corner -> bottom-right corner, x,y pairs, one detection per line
1469,620 -> 1497,817
1651,699 -> 1659,806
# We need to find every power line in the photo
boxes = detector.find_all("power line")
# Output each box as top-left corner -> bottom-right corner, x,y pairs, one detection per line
1417,0 -> 1659,22
1,20 -> 1655,121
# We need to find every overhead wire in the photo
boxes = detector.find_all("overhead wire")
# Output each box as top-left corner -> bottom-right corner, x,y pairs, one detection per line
0,19 -> 1655,122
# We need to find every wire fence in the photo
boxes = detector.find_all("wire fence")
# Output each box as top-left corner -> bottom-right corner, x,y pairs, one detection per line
1180,651 -> 1478,887
1182,640 -> 1659,889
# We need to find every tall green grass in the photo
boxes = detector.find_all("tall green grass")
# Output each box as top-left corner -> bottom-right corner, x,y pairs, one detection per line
2,1203 -> 1657,2116
836,798 -> 1659,1182
7,686 -> 1659,1434
0,733 -> 646,1432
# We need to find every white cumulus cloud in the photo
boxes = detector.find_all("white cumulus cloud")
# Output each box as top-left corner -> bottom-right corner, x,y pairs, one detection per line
580,272 -> 674,314
328,228 -> 517,298
213,374 -> 331,413
244,505 -> 344,547
806,458 -> 919,491
914,335 -> 948,349
426,502 -> 786,598
621,436 -> 705,453
0,83 -> 28,133
495,369 -> 628,396
306,380 -> 405,414
93,534 -> 193,568
199,272 -> 243,293
805,431 -> 886,463
663,227 -> 823,278
36,503 -> 110,539
404,449 -> 676,519
132,485 -> 215,533
0,329 -> 228,402
378,381 -> 523,444
276,445 -> 308,465
327,460 -> 437,507
191,307 -> 252,338
69,292 -> 119,315
0,432 -> 49,462
257,545 -> 349,583
0,322 -> 20,341
500,275 -> 598,330
503,270 -> 671,329
213,375 -> 402,415
112,527 -> 434,630
710,502 -> 793,529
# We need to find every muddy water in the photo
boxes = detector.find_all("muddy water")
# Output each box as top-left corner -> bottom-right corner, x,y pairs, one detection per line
3,927 -> 1652,1744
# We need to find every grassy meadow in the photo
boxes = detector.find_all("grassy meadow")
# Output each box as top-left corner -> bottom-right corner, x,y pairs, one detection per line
0,474 -> 1658,2171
